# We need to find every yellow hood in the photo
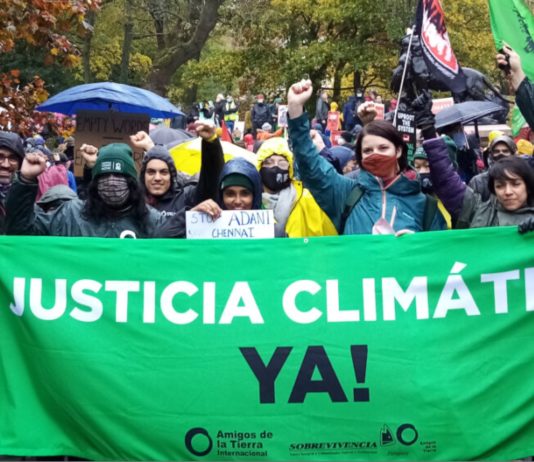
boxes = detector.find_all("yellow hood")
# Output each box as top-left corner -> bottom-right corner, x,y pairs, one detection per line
256,137 -> 294,179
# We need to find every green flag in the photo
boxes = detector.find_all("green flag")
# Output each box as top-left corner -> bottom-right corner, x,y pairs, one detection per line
489,0 -> 534,80
0,230 -> 533,460
512,105 -> 527,136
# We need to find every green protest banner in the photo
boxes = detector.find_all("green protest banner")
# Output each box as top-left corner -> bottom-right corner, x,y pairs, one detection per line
0,228 -> 533,461
489,0 -> 534,81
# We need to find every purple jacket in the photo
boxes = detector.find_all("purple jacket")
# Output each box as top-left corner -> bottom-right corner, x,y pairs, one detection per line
423,137 -> 466,222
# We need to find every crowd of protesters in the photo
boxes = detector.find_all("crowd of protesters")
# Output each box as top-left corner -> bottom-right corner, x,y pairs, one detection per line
0,46 -> 533,241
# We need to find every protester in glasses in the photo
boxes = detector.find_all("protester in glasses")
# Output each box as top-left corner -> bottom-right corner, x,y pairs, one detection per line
286,79 -> 446,235
255,137 -> 337,237
0,131 -> 24,234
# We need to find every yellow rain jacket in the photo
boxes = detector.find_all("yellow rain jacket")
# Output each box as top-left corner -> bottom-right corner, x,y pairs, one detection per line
256,137 -> 338,237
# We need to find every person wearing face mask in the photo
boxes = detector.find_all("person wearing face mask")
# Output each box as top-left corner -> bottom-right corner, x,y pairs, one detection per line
255,137 -> 337,237
285,79 -> 446,235
5,143 -> 166,238
469,135 -> 520,202
0,131 -> 24,234
251,94 -> 272,138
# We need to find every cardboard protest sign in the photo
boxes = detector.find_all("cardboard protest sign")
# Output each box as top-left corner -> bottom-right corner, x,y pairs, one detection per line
73,110 -> 149,177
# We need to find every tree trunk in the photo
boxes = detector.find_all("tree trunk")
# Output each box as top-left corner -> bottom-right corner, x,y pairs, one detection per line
182,83 -> 198,113
353,68 -> 361,95
120,0 -> 134,84
82,10 -> 96,83
147,0 -> 224,95
332,65 -> 343,101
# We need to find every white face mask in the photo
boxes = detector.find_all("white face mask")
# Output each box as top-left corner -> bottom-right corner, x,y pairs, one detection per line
97,175 -> 130,208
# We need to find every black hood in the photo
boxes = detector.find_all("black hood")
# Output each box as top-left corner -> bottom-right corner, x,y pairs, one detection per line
0,131 -> 24,164
140,145 -> 180,197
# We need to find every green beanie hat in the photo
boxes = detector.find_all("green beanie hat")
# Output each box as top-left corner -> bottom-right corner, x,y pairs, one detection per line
220,173 -> 253,192
92,143 -> 138,180
413,146 -> 427,161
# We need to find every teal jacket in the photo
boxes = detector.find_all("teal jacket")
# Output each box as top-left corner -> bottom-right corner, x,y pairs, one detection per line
288,113 -> 446,234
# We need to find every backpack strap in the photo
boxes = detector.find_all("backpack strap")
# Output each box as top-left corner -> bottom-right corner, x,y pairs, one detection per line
422,194 -> 438,231
339,185 -> 364,234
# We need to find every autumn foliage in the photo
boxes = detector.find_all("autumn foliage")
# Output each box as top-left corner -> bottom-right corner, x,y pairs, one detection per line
0,0 -> 100,136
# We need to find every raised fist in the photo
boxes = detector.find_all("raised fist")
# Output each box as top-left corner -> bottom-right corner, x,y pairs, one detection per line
357,102 -> 378,126
195,122 -> 217,141
129,130 -> 155,152
20,152 -> 47,180
80,144 -> 99,169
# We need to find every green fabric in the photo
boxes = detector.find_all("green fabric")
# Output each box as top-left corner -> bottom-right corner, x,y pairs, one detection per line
93,143 -> 137,180
489,0 -> 534,80
220,173 -> 253,192
0,230 -> 533,460
512,105 -> 527,137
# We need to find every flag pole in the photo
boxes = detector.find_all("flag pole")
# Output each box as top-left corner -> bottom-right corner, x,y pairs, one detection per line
393,27 -> 416,126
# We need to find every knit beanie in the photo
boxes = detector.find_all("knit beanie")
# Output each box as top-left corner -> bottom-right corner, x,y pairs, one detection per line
413,146 -> 427,161
220,173 -> 253,192
92,143 -> 137,180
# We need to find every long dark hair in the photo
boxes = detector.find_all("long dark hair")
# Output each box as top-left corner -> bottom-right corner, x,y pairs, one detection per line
82,176 -> 150,230
354,120 -> 408,172
488,157 -> 534,206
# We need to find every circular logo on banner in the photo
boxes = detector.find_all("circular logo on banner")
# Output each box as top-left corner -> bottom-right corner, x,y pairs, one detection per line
396,423 -> 418,446
185,427 -> 213,457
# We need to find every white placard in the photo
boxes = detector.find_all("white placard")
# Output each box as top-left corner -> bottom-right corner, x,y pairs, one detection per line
186,210 -> 275,239
277,105 -> 288,128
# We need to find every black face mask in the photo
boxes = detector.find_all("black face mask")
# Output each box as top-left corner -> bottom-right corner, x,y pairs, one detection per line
420,173 -> 433,195
260,166 -> 291,192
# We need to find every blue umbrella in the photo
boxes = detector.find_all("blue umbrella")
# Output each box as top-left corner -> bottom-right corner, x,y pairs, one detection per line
37,82 -> 184,118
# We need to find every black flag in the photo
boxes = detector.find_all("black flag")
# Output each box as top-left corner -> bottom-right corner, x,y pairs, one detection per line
414,0 -> 467,93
